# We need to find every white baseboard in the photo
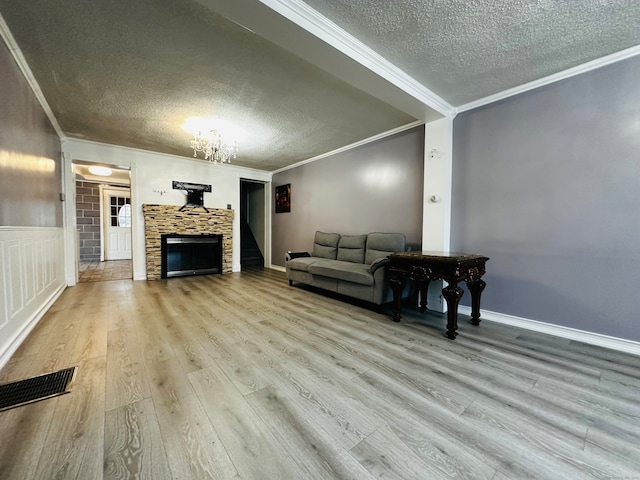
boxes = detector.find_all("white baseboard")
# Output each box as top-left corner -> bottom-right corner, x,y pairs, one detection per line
0,283 -> 66,370
269,265 -> 286,273
459,306 -> 640,357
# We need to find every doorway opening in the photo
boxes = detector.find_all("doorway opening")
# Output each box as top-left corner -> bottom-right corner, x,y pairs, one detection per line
240,179 -> 266,269
74,163 -> 132,282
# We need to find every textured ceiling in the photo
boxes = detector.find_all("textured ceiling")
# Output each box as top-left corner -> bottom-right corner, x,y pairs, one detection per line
302,0 -> 640,106
1,0 -> 640,171
0,0 -> 415,171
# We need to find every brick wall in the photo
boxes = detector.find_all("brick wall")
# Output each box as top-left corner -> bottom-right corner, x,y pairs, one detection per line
76,181 -> 101,261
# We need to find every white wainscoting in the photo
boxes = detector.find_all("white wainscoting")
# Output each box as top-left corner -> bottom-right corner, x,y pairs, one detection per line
0,227 -> 66,370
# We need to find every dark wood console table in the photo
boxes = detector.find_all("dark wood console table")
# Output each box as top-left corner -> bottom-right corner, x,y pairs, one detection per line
389,251 -> 489,339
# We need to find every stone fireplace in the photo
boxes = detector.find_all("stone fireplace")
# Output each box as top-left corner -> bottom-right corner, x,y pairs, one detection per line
142,204 -> 233,280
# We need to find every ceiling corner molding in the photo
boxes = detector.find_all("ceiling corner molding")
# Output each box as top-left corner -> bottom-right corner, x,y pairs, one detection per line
456,44 -> 640,114
272,120 -> 424,174
258,0 -> 454,117
0,12 -> 65,139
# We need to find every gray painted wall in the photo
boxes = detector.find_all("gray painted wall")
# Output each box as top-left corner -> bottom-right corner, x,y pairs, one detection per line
452,56 -> 640,342
0,37 -> 62,227
272,126 -> 424,267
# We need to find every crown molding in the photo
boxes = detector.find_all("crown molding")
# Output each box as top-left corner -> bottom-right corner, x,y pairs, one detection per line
272,120 -> 424,174
258,0 -> 454,118
62,137 -> 273,180
456,44 -> 640,114
0,12 -> 65,139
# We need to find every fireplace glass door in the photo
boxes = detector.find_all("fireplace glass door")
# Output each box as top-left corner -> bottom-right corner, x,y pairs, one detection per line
161,234 -> 222,278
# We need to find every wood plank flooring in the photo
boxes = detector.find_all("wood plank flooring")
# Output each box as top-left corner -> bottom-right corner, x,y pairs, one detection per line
0,267 -> 639,479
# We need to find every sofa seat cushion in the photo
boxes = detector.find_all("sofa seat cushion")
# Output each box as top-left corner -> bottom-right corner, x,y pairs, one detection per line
308,260 -> 374,286
287,257 -> 322,272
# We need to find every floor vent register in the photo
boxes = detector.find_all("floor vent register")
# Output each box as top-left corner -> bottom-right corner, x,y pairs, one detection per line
0,366 -> 78,412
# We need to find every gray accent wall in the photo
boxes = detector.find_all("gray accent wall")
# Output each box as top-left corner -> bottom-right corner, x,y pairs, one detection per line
452,56 -> 640,342
0,37 -> 62,227
272,127 -> 424,267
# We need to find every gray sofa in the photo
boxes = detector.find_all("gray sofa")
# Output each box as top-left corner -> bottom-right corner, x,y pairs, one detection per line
286,231 -> 406,305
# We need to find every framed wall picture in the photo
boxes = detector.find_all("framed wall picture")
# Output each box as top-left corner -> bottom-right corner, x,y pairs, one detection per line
275,184 -> 291,213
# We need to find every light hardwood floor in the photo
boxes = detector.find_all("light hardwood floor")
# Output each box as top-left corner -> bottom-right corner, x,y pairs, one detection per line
0,267 -> 638,479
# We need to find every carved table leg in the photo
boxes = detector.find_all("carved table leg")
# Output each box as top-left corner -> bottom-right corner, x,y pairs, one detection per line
466,278 -> 486,326
409,266 -> 431,313
442,282 -> 464,339
389,269 -> 407,322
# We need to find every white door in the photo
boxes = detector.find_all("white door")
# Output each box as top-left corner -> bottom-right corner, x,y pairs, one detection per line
104,188 -> 132,260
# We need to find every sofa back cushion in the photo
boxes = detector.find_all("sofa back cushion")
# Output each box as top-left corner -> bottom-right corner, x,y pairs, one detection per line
337,234 -> 367,263
312,231 -> 341,259
364,233 -> 406,264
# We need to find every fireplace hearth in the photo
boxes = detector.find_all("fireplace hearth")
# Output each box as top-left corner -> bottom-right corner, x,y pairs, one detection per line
161,234 -> 222,278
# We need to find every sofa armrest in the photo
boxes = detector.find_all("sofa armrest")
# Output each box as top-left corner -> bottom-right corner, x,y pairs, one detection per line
286,251 -> 311,262
368,256 -> 390,273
